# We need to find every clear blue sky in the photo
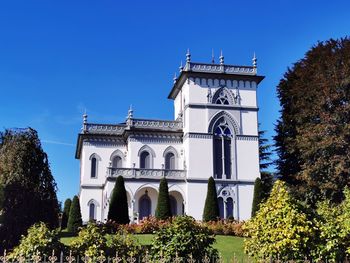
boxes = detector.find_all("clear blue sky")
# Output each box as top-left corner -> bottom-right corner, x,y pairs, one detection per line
0,0 -> 349,203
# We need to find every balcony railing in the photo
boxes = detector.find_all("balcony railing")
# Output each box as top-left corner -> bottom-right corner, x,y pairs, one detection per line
107,167 -> 186,180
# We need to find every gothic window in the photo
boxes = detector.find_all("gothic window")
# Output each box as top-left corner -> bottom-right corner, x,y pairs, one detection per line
91,158 -> 97,178
226,197 -> 233,218
215,91 -> 230,105
170,195 -> 177,216
165,152 -> 175,170
112,156 -> 122,168
139,193 -> 151,219
218,197 -> 224,219
212,87 -> 234,105
89,202 -> 95,221
140,151 -> 151,169
213,118 -> 232,179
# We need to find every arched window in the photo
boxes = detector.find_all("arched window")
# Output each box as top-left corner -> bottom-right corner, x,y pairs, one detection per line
140,151 -> 151,169
170,195 -> 177,216
226,197 -> 233,218
165,152 -> 175,170
213,117 -> 232,179
139,193 -> 151,219
89,203 -> 95,221
112,156 -> 122,168
91,157 -> 97,178
218,197 -> 224,219
212,87 -> 234,105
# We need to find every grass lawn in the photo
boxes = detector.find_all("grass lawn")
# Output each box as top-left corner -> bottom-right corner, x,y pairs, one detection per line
60,233 -> 246,262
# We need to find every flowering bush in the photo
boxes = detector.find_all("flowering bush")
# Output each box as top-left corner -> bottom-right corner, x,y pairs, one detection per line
202,220 -> 245,236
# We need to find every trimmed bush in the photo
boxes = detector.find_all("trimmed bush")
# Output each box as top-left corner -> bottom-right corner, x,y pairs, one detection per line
107,176 -> 129,224
203,177 -> 219,221
155,177 -> 171,220
67,195 -> 82,233
244,180 -> 314,261
150,215 -> 218,261
61,198 -> 71,229
9,222 -> 64,260
251,177 -> 264,217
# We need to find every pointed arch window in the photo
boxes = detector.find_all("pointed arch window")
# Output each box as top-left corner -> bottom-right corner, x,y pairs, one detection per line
165,152 -> 175,170
140,151 -> 151,169
89,203 -> 95,221
213,118 -> 232,179
112,156 -> 122,168
215,91 -> 230,105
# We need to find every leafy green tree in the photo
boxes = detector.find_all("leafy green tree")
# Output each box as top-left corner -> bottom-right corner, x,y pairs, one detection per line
203,177 -> 219,222
275,38 -> 350,205
251,178 -> 264,217
155,177 -> 172,220
108,176 -> 130,224
67,195 -> 82,233
244,180 -> 314,261
61,198 -> 72,229
8,222 -> 64,260
0,128 -> 59,249
150,216 -> 217,261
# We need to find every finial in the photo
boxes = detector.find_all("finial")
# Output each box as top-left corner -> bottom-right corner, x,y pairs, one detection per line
83,110 -> 87,124
252,52 -> 257,68
128,105 -> 133,119
211,49 -> 215,64
173,72 -> 177,83
179,60 -> 183,72
186,48 -> 191,63
219,50 -> 224,65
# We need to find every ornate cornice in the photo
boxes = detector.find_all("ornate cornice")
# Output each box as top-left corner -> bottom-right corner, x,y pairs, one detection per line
184,103 -> 259,112
183,133 -> 213,140
185,62 -> 257,75
236,135 -> 259,141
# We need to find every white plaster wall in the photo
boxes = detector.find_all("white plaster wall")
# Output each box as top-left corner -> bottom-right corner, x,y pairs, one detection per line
186,182 -> 207,220
237,184 -> 255,220
241,111 -> 258,135
80,187 -> 103,223
236,139 -> 260,181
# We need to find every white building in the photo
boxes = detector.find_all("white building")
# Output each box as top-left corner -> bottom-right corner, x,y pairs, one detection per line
75,51 -> 264,223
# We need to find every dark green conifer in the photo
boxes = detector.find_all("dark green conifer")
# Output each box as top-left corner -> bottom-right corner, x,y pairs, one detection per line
107,176 -> 129,224
155,177 -> 172,220
61,198 -> 72,229
203,177 -> 219,221
67,195 -> 82,233
251,177 -> 264,217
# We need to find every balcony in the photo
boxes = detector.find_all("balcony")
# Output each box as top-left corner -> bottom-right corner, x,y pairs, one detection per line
107,167 -> 186,180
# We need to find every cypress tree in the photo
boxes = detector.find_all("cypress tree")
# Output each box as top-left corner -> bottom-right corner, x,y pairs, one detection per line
67,195 -> 82,233
107,176 -> 129,224
61,198 -> 72,229
155,177 -> 172,220
203,177 -> 219,222
251,177 -> 264,217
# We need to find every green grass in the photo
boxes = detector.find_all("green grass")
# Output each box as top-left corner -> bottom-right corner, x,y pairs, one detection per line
59,233 -> 246,262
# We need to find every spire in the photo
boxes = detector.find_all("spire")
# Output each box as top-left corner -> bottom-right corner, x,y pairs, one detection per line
179,60 -> 183,72
82,110 -> 88,133
252,52 -> 257,68
186,48 -> 191,64
127,105 -> 133,119
219,50 -> 224,65
211,49 -> 215,64
173,72 -> 177,83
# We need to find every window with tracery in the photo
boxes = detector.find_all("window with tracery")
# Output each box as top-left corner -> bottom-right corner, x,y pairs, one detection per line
213,117 -> 232,179
215,90 -> 230,105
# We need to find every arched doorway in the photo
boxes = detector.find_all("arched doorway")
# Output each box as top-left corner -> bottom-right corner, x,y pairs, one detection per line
139,192 -> 151,220
169,195 -> 177,216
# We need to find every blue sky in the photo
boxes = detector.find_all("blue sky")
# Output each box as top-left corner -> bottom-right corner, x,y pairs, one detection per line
1,0 -> 349,203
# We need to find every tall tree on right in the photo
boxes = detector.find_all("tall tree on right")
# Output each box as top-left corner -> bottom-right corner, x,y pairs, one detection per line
203,177 -> 220,221
67,195 -> 82,233
274,38 -> 350,205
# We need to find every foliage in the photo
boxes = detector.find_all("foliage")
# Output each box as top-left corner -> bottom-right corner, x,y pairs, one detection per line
150,215 -> 218,261
258,127 -> 273,171
70,222 -> 141,260
275,38 -> 350,205
243,180 -> 314,261
0,128 -> 59,249
61,198 -> 71,229
203,219 -> 245,237
251,178 -> 264,217
203,177 -> 220,221
155,177 -> 172,220
108,176 -> 130,224
9,222 -> 64,260
67,195 -> 82,233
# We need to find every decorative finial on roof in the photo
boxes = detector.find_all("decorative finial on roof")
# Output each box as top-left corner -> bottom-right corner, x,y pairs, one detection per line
179,60 -> 183,72
173,72 -> 177,83
186,48 -> 191,63
128,105 -> 133,119
219,50 -> 224,65
83,110 -> 87,124
211,49 -> 215,64
252,52 -> 257,68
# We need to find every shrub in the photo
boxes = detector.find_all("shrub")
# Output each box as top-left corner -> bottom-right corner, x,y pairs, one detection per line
61,198 -> 71,229
203,177 -> 219,222
150,215 -> 218,261
9,222 -> 64,260
251,177 -> 264,217
67,195 -> 82,233
106,230 -> 141,258
155,177 -> 172,220
203,220 -> 245,237
107,176 -> 129,224
243,180 -> 314,261
138,216 -> 170,234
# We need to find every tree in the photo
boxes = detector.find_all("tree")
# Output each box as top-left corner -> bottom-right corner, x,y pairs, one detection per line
203,177 -> 219,221
67,195 -> 82,233
61,198 -> 72,229
155,177 -> 171,220
251,178 -> 264,217
107,176 -> 130,224
0,128 -> 59,249
244,180 -> 314,261
275,38 -> 350,205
